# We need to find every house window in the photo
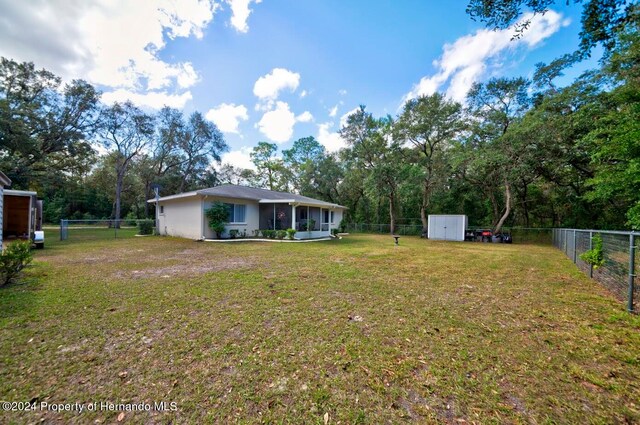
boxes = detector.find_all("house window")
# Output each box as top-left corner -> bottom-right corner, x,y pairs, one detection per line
225,203 -> 246,223
330,211 -> 335,223
299,208 -> 308,220
159,205 -> 164,214
323,210 -> 329,223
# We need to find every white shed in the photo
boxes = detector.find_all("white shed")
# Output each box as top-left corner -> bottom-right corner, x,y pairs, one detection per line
427,214 -> 467,241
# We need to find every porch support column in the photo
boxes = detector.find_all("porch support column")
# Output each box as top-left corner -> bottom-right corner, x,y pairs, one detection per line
307,206 -> 310,232
273,203 -> 276,230
292,205 -> 296,231
320,207 -> 323,232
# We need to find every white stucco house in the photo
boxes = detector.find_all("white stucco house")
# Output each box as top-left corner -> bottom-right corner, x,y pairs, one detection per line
148,184 -> 346,240
0,171 -> 11,249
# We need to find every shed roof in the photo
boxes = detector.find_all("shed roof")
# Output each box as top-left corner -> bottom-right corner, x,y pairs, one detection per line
149,184 -> 347,209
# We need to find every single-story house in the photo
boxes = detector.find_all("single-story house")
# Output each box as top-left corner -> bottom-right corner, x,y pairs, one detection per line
148,184 -> 347,240
0,171 -> 11,250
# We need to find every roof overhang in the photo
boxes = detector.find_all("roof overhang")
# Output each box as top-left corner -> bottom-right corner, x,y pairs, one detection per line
147,191 -> 200,203
4,189 -> 37,197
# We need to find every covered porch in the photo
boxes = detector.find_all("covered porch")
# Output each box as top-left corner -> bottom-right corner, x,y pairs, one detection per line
258,201 -> 334,240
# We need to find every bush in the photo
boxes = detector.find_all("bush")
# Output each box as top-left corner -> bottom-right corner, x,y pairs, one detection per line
137,219 -> 155,235
125,211 -> 138,226
0,241 -> 33,286
306,218 -> 316,231
253,229 -> 261,237
276,230 -> 286,240
286,228 -> 296,240
580,233 -> 605,269
205,202 -> 229,239
229,229 -> 239,239
331,228 -> 339,236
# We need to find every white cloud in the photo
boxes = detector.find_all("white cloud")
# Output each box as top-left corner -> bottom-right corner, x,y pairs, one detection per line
338,89 -> 347,96
256,101 -> 297,143
220,146 -> 256,170
0,0 -> 219,109
101,89 -> 193,109
226,0 -> 262,33
329,105 -> 338,117
317,122 -> 346,153
299,90 -> 308,98
253,68 -> 301,101
340,107 -> 360,128
205,103 -> 249,134
404,10 -> 568,103
296,111 -> 314,123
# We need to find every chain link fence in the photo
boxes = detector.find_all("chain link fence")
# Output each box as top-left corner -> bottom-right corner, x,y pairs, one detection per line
344,223 -> 552,244
553,229 -> 638,313
57,219 -> 152,242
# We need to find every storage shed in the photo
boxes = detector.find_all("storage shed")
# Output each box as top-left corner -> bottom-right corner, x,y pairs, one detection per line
427,215 -> 467,241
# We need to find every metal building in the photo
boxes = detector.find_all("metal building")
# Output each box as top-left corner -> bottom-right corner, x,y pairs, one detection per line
427,214 -> 467,241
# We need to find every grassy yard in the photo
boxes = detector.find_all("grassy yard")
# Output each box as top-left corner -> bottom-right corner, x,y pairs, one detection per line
1,234 -> 639,424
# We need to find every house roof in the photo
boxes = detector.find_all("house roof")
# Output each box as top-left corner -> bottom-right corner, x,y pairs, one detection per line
149,184 -> 347,209
0,171 -> 11,187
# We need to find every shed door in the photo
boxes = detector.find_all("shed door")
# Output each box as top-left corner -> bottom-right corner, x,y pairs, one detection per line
444,216 -> 458,241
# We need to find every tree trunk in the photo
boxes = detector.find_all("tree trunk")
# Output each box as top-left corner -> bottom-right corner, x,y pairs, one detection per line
114,173 -> 124,229
521,182 -> 530,228
389,192 -> 396,235
493,179 -> 511,235
420,179 -> 429,234
489,190 -> 500,226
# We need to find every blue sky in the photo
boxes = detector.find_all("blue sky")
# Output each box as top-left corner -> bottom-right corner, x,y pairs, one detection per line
0,0 -> 597,169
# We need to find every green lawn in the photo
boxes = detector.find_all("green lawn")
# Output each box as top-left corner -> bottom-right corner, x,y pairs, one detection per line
1,234 -> 639,424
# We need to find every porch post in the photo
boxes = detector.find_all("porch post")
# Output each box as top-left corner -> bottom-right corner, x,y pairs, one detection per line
307,206 -> 310,232
292,205 -> 296,231
273,203 -> 276,230
320,208 -> 323,232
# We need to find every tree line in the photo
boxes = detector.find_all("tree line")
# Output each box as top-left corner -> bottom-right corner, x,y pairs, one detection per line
1,1 -> 637,232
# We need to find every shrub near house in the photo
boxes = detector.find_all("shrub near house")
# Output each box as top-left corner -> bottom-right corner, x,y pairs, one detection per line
205,202 -> 229,239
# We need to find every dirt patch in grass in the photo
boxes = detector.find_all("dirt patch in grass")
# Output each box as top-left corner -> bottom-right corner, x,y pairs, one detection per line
116,257 -> 260,279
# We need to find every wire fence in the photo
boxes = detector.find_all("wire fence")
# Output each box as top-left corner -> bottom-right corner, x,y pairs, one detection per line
553,229 -> 638,313
344,223 -> 552,244
57,219 -> 152,242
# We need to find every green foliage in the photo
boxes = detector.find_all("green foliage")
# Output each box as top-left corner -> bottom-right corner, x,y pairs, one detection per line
331,228 -> 339,236
286,228 -> 297,240
305,219 -> 316,231
276,230 -> 287,240
0,241 -> 33,286
580,234 -> 605,269
250,141 -> 290,191
137,219 -> 154,235
126,211 -> 138,226
205,202 -> 229,239
229,229 -> 239,239
465,0 -> 633,55
627,202 -> 640,230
